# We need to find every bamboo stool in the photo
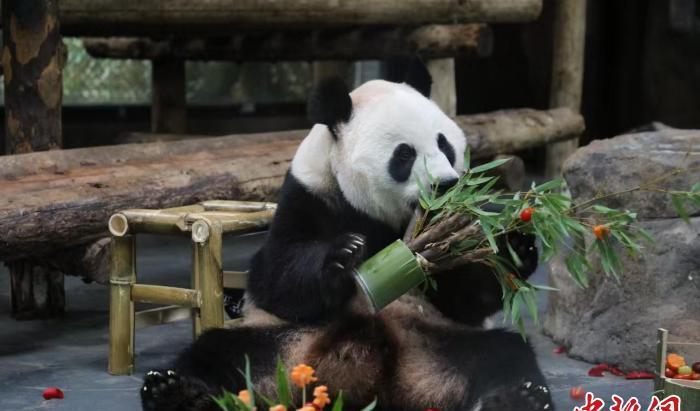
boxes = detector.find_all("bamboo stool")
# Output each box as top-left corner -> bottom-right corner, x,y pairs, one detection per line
107,200 -> 275,375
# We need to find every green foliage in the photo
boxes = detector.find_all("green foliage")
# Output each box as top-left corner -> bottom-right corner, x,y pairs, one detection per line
414,152 -> 697,337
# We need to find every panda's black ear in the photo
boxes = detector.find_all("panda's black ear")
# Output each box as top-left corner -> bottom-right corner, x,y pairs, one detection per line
307,77 -> 352,139
404,58 -> 432,98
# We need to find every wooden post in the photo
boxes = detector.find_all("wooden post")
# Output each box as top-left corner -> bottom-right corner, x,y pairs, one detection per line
544,0 -> 587,178
427,58 -> 457,117
108,235 -> 136,375
3,0 -> 66,319
191,220 -> 224,336
151,59 -> 187,134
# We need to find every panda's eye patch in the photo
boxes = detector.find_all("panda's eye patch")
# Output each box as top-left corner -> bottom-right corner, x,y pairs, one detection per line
388,143 -> 417,183
437,133 -> 456,166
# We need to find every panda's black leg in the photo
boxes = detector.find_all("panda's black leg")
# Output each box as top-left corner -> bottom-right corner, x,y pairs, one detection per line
141,370 -> 218,411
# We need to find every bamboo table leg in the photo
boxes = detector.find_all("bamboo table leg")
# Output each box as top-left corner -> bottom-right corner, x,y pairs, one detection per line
108,235 -> 136,375
191,220 -> 224,336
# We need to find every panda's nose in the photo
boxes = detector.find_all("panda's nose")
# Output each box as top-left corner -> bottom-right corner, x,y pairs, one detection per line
434,177 -> 459,194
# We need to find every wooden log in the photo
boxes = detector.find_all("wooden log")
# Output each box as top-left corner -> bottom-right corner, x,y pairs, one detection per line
3,0 -> 66,319
83,25 -> 493,61
0,108 -> 583,265
544,0 -> 587,178
58,0 -> 541,36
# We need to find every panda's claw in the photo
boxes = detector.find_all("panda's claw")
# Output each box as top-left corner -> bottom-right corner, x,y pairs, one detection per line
142,369 -> 183,411
480,380 -> 553,411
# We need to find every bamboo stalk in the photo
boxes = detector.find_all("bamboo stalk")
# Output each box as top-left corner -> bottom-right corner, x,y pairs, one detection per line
108,235 -> 135,375
406,212 -> 471,251
131,284 -> 201,307
192,220 -> 224,334
223,270 -> 248,289
200,200 -> 277,213
118,209 -> 189,235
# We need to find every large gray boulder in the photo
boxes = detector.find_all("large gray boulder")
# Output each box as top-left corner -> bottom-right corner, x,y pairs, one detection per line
543,129 -> 700,370
563,129 -> 700,220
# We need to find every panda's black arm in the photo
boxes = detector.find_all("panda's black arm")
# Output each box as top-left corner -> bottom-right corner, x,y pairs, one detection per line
246,174 -> 362,323
428,232 -> 538,327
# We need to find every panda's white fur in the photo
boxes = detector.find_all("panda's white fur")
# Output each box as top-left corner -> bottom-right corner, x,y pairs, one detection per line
293,80 -> 466,230
140,74 -> 551,411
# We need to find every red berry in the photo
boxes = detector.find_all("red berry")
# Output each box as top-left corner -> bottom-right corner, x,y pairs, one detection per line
42,387 -> 64,400
570,386 -> 584,401
553,346 -> 567,354
519,207 -> 534,222
665,368 -> 676,378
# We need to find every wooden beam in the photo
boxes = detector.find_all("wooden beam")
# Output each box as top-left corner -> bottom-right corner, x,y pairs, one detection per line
151,59 -> 186,134
545,0 -> 587,178
0,109 -> 583,265
3,0 -> 66,319
131,284 -> 201,307
58,0 -> 541,36
83,25 -> 493,61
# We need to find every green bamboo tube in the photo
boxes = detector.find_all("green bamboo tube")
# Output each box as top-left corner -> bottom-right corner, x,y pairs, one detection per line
200,200 -> 277,212
108,235 -> 135,375
192,219 -> 224,335
354,240 -> 426,313
131,284 -> 201,307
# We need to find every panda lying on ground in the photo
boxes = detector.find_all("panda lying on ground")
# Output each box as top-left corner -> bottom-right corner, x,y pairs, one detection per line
141,65 -> 553,411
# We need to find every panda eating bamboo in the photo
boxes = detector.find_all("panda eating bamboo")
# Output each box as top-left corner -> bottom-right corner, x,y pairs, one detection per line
141,63 -> 553,411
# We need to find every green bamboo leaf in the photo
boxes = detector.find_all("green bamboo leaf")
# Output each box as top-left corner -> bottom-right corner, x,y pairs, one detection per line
532,284 -> 559,292
532,179 -> 564,193
243,355 -> 256,408
276,358 -> 292,407
506,241 -> 523,269
469,157 -> 511,174
671,194 -> 690,223
331,391 -> 344,411
522,290 -> 539,324
517,317 -> 527,341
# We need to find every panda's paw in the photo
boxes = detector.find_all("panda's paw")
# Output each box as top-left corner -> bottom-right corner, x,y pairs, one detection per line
503,232 -> 538,279
141,369 -> 216,411
322,233 -> 366,305
479,380 -> 553,411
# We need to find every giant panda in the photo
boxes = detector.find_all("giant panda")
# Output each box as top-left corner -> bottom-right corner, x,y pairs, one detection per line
140,66 -> 552,411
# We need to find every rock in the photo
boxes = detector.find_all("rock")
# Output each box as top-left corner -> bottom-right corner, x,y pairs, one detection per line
562,129 -> 700,220
544,217 -> 700,370
545,129 -> 700,370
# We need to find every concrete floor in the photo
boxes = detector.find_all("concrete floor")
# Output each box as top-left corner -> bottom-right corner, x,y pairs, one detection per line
0,233 -> 653,411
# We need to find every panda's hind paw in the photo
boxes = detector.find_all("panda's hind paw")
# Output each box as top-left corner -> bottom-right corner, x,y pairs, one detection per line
142,370 -> 182,411
479,380 -> 553,411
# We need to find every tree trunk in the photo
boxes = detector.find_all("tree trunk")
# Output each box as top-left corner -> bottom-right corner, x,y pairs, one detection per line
3,0 -> 65,319
83,25 -> 493,61
58,0 -> 542,36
